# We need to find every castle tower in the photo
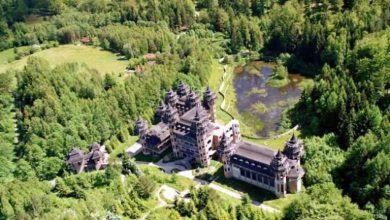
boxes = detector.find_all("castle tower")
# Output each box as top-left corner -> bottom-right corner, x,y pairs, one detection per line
135,118 -> 148,136
203,87 -> 217,122
283,133 -> 304,161
191,109 -> 210,166
188,90 -> 201,108
231,121 -> 241,144
135,118 -> 149,154
165,89 -> 178,107
177,81 -> 190,97
218,133 -> 235,178
155,101 -> 167,123
271,150 -> 287,197
166,104 -> 180,157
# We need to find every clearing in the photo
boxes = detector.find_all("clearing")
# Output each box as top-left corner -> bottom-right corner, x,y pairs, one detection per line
0,45 -> 128,75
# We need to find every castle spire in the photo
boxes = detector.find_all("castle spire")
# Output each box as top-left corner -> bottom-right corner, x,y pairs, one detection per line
194,109 -> 200,121
283,132 -> 303,160
290,132 -> 297,143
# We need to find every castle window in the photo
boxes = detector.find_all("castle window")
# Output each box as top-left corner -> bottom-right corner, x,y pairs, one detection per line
240,168 -> 245,176
251,163 -> 255,166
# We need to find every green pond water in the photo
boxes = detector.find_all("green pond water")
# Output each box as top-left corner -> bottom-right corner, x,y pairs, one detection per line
233,62 -> 304,137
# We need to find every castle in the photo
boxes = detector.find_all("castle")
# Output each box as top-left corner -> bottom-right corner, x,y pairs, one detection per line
136,82 -> 304,197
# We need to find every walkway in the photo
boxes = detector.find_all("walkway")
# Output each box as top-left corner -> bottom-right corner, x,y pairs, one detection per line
139,185 -> 168,220
139,184 -> 187,220
137,159 -> 281,214
135,157 -> 190,174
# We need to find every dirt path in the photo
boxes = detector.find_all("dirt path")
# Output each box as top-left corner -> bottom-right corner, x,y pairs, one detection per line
139,185 -> 169,220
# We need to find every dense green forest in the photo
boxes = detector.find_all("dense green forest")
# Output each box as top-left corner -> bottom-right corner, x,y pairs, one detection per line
0,0 -> 389,219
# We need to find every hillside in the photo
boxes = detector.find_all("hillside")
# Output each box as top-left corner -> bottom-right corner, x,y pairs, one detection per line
0,45 -> 128,74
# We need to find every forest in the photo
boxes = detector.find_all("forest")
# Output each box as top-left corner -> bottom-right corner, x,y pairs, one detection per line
0,0 -> 389,219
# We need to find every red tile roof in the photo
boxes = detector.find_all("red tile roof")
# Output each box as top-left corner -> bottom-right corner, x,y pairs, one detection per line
81,37 -> 91,43
143,53 -> 156,60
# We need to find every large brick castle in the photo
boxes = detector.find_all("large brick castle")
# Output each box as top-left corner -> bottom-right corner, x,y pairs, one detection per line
136,82 -> 304,197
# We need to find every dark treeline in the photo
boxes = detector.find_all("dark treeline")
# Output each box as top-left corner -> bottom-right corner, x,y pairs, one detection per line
1,0 -> 390,75
289,29 -> 389,219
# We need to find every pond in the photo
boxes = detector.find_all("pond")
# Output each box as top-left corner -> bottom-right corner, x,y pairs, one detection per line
233,61 -> 304,137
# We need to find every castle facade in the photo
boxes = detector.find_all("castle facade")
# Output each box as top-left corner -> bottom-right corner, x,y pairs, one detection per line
136,82 -> 304,197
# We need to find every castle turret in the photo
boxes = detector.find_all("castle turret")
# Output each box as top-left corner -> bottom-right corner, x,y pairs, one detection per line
155,101 -> 167,123
271,150 -> 288,197
165,89 -> 178,107
218,133 -> 236,178
231,121 -> 241,144
283,133 -> 304,161
188,90 -> 201,108
166,104 -> 180,157
217,133 -> 228,158
177,81 -> 190,97
203,87 -> 217,122
135,118 -> 149,154
166,104 -> 179,124
135,118 -> 148,136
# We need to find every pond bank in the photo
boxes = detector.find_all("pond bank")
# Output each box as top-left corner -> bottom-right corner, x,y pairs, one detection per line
233,61 -> 306,137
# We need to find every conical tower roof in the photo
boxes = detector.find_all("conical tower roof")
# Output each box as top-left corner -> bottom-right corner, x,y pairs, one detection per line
194,109 -> 201,121
271,150 -> 286,173
289,133 -> 298,143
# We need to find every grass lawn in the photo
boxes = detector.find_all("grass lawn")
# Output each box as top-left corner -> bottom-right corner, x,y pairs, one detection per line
139,165 -> 195,191
243,130 -> 302,150
203,161 -> 294,211
263,193 -> 298,210
110,135 -> 139,159
0,45 -> 128,75
214,190 -> 242,207
212,171 -> 298,212
214,175 -> 277,203
194,159 -> 223,181
0,46 -> 30,65
134,148 -> 172,163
